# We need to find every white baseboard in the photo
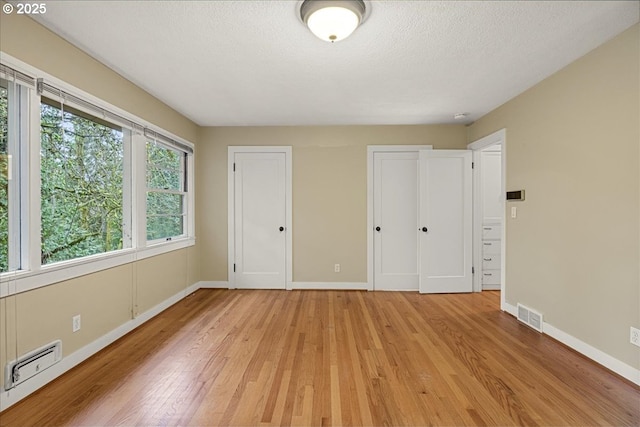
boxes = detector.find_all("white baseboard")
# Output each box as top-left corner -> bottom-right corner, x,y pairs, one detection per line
291,282 -> 368,290
503,301 -> 518,317
502,302 -> 639,385
543,322 -> 639,385
197,280 -> 229,289
0,283 -> 197,412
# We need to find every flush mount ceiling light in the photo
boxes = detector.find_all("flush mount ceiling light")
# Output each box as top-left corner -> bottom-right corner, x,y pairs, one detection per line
300,0 -> 367,43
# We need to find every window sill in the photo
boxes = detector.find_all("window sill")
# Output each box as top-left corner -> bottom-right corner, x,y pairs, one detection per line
0,237 -> 195,298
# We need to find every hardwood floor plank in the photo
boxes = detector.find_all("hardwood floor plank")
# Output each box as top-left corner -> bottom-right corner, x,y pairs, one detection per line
1,289 -> 638,427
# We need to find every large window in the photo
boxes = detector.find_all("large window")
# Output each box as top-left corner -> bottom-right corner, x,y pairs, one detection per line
40,99 -> 126,264
0,61 -> 194,293
146,141 -> 186,241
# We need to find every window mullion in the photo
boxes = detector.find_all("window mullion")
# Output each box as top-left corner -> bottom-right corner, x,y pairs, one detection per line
17,85 -> 30,271
6,82 -> 20,271
27,86 -> 41,272
132,133 -> 147,249
122,130 -> 133,250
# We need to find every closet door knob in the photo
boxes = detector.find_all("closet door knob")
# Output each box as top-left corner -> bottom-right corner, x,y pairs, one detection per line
375,226 -> 381,232
421,227 -> 428,232
279,226 -> 285,232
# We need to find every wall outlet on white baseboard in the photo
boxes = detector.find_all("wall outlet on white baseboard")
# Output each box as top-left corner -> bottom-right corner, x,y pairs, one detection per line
72,315 -> 81,333
631,327 -> 640,347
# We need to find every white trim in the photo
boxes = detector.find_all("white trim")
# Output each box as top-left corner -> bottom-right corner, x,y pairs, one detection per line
0,239 -> 195,297
227,146 -> 293,290
366,145 -> 433,292
198,281 -> 229,289
136,238 -> 195,261
503,301 -> 518,317
502,301 -> 639,385
132,133 -> 148,249
291,282 -> 368,290
467,129 -> 506,299
543,323 -> 640,385
186,151 -> 196,240
0,281 -> 200,412
26,80 -> 41,273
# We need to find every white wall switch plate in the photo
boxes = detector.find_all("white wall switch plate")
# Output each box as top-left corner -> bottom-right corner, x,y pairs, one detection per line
511,206 -> 517,218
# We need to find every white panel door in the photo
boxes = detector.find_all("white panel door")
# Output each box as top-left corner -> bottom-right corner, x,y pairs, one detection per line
373,152 -> 419,290
234,152 -> 286,289
419,150 -> 473,293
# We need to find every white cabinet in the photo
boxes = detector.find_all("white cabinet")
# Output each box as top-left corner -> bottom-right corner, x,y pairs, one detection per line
481,222 -> 501,289
481,269 -> 501,286
482,254 -> 500,269
478,148 -> 502,291
481,240 -> 501,254
482,225 -> 501,240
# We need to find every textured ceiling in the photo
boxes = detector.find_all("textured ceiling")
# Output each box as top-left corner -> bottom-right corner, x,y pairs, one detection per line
28,1 -> 639,126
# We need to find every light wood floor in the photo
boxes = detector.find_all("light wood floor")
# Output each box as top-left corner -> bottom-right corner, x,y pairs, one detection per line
1,289 -> 638,426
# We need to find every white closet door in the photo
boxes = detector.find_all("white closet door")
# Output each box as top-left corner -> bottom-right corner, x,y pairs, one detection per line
234,152 -> 286,289
373,152 -> 419,290
419,150 -> 473,293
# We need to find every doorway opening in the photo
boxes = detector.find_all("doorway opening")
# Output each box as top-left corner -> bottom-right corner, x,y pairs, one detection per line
468,130 -> 507,308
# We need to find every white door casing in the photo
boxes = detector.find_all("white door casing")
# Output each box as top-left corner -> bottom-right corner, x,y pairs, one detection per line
228,147 -> 292,289
419,150 -> 473,294
373,152 -> 419,290
468,129 -> 507,305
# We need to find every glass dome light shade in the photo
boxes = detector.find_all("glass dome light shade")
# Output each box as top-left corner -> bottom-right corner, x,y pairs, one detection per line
300,0 -> 366,43
307,7 -> 360,42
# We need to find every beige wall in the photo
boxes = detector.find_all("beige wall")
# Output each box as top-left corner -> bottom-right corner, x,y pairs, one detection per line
0,12 -> 201,390
468,24 -> 639,369
197,125 -> 468,282
0,249 -> 198,390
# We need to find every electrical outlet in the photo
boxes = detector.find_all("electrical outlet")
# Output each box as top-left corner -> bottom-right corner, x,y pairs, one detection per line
72,315 -> 81,333
334,264 -> 340,273
631,327 -> 640,347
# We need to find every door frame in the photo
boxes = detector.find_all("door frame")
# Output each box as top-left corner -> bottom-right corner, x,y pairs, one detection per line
467,130 -> 507,307
367,145 -> 432,291
227,146 -> 293,290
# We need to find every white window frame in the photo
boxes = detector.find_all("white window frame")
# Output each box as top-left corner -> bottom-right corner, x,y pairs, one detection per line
1,74 -> 32,276
145,140 -> 188,245
0,53 -> 195,298
38,96 -> 132,265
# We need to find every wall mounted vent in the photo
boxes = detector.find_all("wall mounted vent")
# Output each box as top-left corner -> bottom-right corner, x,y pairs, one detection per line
4,340 -> 62,390
516,303 -> 543,332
